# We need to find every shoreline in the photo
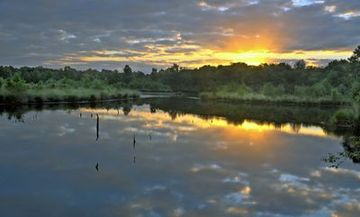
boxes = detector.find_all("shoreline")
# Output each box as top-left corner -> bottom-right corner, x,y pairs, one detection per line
0,90 -> 352,106
0,96 -> 140,106
0,88 -> 140,105
199,93 -> 351,106
0,94 -> 357,133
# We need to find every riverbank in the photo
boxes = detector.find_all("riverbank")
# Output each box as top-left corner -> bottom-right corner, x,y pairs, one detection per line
0,88 -> 139,105
199,91 -> 350,106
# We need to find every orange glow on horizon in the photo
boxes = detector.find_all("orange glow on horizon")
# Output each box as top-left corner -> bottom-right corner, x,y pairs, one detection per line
69,48 -> 352,68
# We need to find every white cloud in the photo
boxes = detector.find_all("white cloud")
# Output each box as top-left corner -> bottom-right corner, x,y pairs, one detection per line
324,5 -> 336,13
292,0 -> 325,7
57,29 -> 77,41
190,163 -> 222,173
335,11 -> 360,20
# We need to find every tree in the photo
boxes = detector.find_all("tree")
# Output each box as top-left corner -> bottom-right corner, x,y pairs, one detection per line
0,77 -> 4,89
64,66 -> 75,72
351,82 -> 360,102
262,83 -> 285,97
349,45 -> 360,63
168,64 -> 179,72
123,65 -> 133,84
294,60 -> 306,70
5,73 -> 27,92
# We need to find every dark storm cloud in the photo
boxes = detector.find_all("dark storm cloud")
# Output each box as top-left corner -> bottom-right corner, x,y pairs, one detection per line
0,0 -> 359,70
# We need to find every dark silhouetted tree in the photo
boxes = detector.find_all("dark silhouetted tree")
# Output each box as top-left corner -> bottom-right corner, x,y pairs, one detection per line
349,45 -> 360,63
294,60 -> 306,70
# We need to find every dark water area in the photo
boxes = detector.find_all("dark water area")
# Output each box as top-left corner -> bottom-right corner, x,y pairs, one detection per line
0,97 -> 359,217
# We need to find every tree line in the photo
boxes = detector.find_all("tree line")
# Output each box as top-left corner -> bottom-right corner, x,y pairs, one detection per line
1,45 -> 360,102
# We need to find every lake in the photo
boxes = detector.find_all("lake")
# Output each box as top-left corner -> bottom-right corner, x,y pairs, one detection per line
0,97 -> 359,217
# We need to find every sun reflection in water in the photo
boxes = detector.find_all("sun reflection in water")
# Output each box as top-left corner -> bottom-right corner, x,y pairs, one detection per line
80,106 -> 329,139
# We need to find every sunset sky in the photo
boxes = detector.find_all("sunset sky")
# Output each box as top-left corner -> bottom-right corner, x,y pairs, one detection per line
0,0 -> 359,71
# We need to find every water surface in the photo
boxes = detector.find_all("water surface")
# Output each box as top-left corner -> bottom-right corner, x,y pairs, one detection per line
0,98 -> 359,217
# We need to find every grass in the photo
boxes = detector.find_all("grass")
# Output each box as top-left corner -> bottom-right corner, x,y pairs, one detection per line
200,91 -> 350,106
0,88 -> 139,104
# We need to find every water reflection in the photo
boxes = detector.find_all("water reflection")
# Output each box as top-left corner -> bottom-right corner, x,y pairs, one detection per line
81,107 -> 330,140
0,98 -> 359,217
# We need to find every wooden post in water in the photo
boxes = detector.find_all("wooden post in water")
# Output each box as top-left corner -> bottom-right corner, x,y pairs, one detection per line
96,114 -> 99,141
133,134 -> 136,164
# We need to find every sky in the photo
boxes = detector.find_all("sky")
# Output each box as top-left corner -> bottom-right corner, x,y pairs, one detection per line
0,0 -> 359,72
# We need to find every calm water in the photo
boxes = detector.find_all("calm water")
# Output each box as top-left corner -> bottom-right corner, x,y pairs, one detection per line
0,98 -> 359,217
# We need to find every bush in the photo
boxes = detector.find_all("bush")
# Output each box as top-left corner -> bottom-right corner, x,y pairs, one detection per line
0,78 -> 4,89
261,83 -> 285,97
4,74 -> 27,92
331,109 -> 356,126
217,83 -> 252,96
351,82 -> 360,102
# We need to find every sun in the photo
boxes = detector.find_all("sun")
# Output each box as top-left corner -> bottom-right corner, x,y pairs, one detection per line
211,49 -> 271,66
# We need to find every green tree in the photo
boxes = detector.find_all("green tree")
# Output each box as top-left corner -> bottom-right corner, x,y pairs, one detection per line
0,78 -> 4,89
5,73 -> 27,92
352,82 -> 360,102
123,65 -> 133,84
262,83 -> 285,97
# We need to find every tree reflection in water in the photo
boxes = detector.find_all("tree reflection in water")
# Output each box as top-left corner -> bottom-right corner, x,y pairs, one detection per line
0,97 -> 358,167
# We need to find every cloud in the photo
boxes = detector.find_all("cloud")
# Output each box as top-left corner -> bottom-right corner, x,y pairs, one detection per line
190,163 -> 222,173
335,10 -> 360,20
291,0 -> 325,7
0,0 -> 359,71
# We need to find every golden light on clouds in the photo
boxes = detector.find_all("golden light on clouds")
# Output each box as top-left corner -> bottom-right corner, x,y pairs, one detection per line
225,37 -> 273,53
3,0 -> 360,69
48,21 -> 354,68
75,47 -> 352,68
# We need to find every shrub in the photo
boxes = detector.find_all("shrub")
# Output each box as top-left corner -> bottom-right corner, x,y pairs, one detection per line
331,109 -> 356,126
4,74 -> 27,92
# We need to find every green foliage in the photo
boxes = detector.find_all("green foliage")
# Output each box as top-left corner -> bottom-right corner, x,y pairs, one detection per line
310,80 -> 330,97
4,73 -> 27,92
331,88 -> 342,101
123,65 -> 133,84
331,109 -> 356,126
218,83 -> 252,96
323,136 -> 360,167
261,83 -> 285,97
0,71 -> 140,104
0,87 -> 139,104
0,77 -> 4,89
351,81 -> 360,102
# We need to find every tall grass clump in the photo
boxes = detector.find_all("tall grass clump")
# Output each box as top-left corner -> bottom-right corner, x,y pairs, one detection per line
0,75 -> 139,104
